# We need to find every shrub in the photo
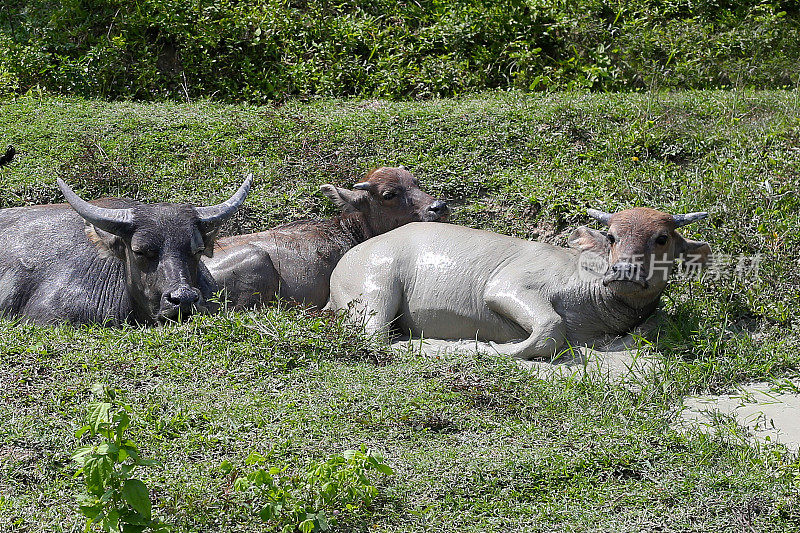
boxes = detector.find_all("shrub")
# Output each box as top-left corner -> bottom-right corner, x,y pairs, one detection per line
0,0 -> 798,102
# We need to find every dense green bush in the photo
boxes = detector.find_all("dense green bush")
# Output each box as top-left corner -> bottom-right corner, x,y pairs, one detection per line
1,1 -> 799,100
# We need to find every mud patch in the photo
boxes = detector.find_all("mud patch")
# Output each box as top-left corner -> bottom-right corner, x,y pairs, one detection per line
393,311 -> 662,384
393,334 -> 659,384
678,382 -> 800,452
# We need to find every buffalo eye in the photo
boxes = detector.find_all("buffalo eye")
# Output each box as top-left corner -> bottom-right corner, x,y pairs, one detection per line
132,247 -> 157,260
381,190 -> 397,200
655,235 -> 669,246
607,233 -> 616,244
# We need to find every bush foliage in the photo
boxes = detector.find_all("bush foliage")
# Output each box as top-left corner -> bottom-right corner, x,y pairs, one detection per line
1,0 -> 799,102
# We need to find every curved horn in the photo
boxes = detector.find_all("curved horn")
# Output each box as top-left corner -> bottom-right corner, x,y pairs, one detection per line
195,174 -> 253,226
352,182 -> 371,191
587,208 -> 612,226
672,211 -> 708,227
57,178 -> 134,235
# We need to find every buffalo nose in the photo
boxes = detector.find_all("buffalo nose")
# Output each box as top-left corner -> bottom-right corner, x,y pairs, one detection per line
428,200 -> 450,217
611,262 -> 638,278
166,287 -> 200,306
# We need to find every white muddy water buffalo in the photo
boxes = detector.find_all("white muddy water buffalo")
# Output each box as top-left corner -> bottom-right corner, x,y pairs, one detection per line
328,207 -> 711,359
0,176 -> 252,325
204,166 -> 449,309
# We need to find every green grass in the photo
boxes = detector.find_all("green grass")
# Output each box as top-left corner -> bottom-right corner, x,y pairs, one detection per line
1,91 -> 800,531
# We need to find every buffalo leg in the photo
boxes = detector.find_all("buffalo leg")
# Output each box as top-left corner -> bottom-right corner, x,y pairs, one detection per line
483,288 -> 566,360
328,277 -> 401,337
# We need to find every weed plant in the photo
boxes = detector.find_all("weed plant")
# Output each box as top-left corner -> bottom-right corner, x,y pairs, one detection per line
72,384 -> 169,533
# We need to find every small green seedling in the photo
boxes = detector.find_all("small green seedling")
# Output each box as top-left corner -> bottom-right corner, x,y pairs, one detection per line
233,444 -> 394,532
72,383 -> 169,533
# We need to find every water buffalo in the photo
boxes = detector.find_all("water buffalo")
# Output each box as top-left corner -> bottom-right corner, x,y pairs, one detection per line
0,176 -> 252,325
328,207 -> 711,359
204,166 -> 449,309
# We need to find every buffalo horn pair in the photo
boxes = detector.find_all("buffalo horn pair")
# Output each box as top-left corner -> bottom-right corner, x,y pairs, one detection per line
57,174 -> 253,235
587,208 -> 707,228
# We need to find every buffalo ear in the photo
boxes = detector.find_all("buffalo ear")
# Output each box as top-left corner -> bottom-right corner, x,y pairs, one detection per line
196,224 -> 222,257
193,227 -> 217,258
320,184 -> 368,213
568,226 -> 610,255
675,234 -> 712,266
84,223 -> 125,259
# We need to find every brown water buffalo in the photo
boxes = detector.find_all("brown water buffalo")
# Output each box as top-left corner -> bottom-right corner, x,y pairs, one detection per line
328,207 -> 711,359
0,176 -> 252,325
204,166 -> 449,309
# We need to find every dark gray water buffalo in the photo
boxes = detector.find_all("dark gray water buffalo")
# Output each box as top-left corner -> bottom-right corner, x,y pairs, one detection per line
328,207 -> 711,359
204,166 -> 449,309
0,175 -> 252,325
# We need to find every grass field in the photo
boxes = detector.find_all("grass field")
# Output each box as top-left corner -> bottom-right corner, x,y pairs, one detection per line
1,91 -> 799,531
